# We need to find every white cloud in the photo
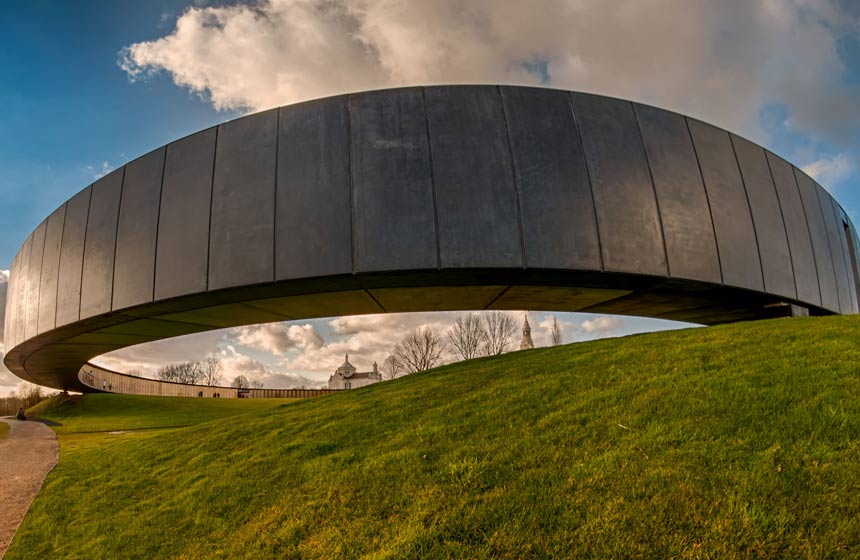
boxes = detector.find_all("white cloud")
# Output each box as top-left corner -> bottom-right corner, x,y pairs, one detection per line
86,161 -> 113,179
581,316 -> 623,335
802,153 -> 855,190
231,322 -> 324,355
119,0 -> 860,159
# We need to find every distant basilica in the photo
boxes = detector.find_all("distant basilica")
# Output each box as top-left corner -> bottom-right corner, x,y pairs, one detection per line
328,354 -> 382,390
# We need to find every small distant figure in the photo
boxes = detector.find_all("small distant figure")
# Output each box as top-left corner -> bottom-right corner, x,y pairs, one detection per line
102,380 -> 107,390
16,407 -> 26,421
108,384 -> 112,391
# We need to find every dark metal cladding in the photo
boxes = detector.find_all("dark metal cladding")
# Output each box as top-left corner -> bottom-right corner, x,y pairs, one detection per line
844,219 -> 860,309
4,86 -> 860,394
37,205 -> 66,334
209,109 -> 277,290
501,87 -> 600,271
277,96 -> 352,279
832,199 -> 859,313
56,186 -> 92,326
687,119 -> 763,291
634,104 -> 720,283
155,128 -> 216,300
731,135 -> 794,299
5,251 -> 20,349
14,234 -> 33,346
425,86 -> 522,268
351,88 -> 437,272
765,152 -> 820,306
572,93 -> 667,276
24,220 -> 47,340
80,169 -> 124,319
817,187 -> 851,314
113,147 -> 165,310
794,169 -> 839,312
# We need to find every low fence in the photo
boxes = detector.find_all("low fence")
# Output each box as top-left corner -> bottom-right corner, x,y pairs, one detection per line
78,363 -> 337,399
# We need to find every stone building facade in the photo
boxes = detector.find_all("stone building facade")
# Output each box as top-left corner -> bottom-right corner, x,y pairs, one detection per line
328,354 -> 382,390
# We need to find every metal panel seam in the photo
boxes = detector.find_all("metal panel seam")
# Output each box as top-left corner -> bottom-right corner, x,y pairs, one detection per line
109,166 -> 127,309
497,86 -> 528,269
632,102 -> 671,277
49,203 -> 67,330
567,91 -> 604,272
763,152 -> 798,299
205,126 -> 220,292
33,220 -> 49,336
684,117 -> 725,285
728,134 -> 766,293
347,95 -> 356,275
791,167 -> 824,307
273,107 -> 280,282
77,185 -> 94,322
151,148 -> 167,303
421,87 -> 442,269
819,186 -> 847,313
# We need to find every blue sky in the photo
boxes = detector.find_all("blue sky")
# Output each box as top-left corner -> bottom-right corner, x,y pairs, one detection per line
1,1 -> 858,392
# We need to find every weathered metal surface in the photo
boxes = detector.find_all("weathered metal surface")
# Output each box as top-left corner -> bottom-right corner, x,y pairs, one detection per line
3,85 -> 858,393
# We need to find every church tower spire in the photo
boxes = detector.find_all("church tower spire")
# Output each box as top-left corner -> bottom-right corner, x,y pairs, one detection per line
520,312 -> 535,350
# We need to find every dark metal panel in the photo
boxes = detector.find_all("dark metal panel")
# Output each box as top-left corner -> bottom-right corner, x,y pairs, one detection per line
5,251 -> 20,349
350,88 -> 437,272
425,85 -> 522,268
765,152 -> 820,306
687,119 -> 763,291
56,186 -> 92,327
209,110 -> 277,290
155,128 -> 216,300
832,200 -> 859,313
845,219 -> 860,312
817,186 -> 851,313
113,147 -> 165,310
276,96 -> 352,279
731,135 -> 794,298
14,234 -> 32,345
634,104 -> 720,283
80,169 -> 124,319
501,87 -> 600,271
37,205 -> 66,334
571,93 -> 667,276
25,220 -> 47,340
794,169 -> 839,312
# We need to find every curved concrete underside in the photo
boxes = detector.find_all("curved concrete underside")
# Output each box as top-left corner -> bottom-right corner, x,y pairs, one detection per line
4,85 -> 860,392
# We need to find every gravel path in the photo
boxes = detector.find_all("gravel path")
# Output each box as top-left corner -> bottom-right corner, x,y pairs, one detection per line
0,418 -> 58,559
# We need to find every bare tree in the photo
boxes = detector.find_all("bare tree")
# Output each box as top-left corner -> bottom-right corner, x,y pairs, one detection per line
447,313 -> 486,361
157,361 -> 204,385
482,311 -> 517,356
550,316 -> 563,346
200,357 -> 223,386
230,375 -> 250,388
393,326 -> 446,374
250,379 -> 264,389
380,354 -> 403,380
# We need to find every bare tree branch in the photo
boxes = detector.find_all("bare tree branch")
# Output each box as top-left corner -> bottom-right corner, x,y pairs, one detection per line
230,375 -> 250,389
394,326 -> 446,374
200,357 -> 223,386
448,313 -> 486,361
381,354 -> 403,380
482,311 -> 517,356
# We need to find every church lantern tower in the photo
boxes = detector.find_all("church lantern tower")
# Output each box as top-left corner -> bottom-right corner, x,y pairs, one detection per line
520,313 -> 535,350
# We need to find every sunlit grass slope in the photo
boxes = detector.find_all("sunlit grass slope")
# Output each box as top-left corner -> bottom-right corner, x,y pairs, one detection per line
8,316 -> 860,559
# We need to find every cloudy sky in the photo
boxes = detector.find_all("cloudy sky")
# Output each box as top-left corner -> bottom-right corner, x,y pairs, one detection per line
2,1 -> 859,394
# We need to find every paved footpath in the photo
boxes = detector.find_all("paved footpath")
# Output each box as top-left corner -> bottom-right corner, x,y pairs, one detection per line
0,418 -> 58,559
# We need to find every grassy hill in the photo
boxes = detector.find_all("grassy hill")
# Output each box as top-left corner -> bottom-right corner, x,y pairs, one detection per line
7,316 -> 860,559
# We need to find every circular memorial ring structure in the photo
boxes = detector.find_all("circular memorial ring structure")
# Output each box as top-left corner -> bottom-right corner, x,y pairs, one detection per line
4,85 -> 860,393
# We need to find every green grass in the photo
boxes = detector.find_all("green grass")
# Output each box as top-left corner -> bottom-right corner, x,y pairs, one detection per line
0,421 -> 9,442
8,315 -> 860,559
